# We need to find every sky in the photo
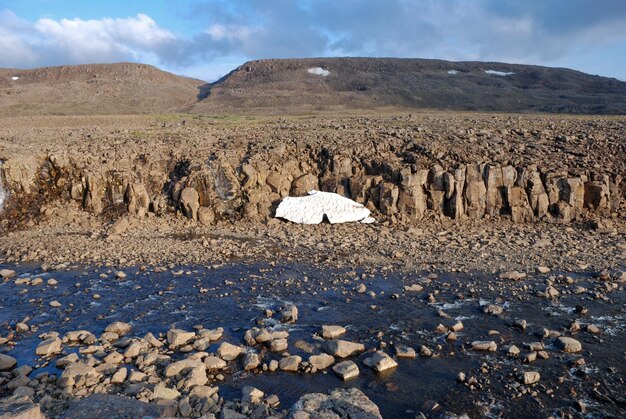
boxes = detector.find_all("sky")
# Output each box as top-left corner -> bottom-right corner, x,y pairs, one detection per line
1,0 -> 625,82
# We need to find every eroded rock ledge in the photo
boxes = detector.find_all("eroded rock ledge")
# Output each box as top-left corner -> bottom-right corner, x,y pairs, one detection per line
1,149 -> 622,228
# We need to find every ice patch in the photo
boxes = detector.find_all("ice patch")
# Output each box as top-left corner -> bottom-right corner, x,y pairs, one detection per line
11,76 -> 19,81
307,67 -> 330,77
447,70 -> 458,75
275,190 -> 373,224
485,70 -> 515,76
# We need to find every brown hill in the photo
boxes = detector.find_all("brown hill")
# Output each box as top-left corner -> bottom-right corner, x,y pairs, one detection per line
192,58 -> 626,115
0,63 -> 204,116
1,59 -> 625,116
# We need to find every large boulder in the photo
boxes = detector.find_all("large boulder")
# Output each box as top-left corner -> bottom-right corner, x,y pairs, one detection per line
179,187 -> 200,220
0,395 -> 45,419
125,182 -> 150,217
289,388 -> 382,418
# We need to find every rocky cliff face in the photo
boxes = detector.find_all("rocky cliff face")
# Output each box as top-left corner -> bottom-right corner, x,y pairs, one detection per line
1,139 -> 621,229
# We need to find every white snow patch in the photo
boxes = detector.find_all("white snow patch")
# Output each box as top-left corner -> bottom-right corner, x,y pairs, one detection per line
447,70 -> 458,75
11,76 -> 19,81
275,190 -> 373,224
307,67 -> 330,77
485,70 -> 515,76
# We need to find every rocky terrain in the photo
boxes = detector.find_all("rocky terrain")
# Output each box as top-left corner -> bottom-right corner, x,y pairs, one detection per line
0,262 -> 623,418
0,63 -> 203,116
0,111 -> 624,417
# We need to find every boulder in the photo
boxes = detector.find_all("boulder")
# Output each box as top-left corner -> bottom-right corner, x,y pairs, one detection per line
289,388 -> 381,418
105,321 -> 132,336
167,329 -> 195,349
0,354 -> 17,371
278,355 -> 302,372
323,340 -> 365,358
35,338 -> 62,356
363,351 -> 398,372
0,269 -> 17,279
179,187 -> 200,220
308,353 -> 335,370
291,173 -> 318,196
0,395 -> 45,419
556,337 -> 582,353
321,325 -> 346,340
217,342 -> 243,361
125,182 -> 150,217
332,361 -> 360,381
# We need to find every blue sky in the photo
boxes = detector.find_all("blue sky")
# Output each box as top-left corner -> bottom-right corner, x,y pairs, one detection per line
1,0 -> 625,82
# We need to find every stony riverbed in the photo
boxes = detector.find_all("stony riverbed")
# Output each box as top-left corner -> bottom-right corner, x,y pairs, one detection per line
0,262 -> 624,418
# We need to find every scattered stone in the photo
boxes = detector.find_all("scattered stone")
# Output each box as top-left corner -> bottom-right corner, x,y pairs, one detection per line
471,341 -> 497,352
279,355 -> 302,372
0,354 -> 17,371
332,361 -> 360,380
281,305 -> 298,323
152,383 -> 181,400
242,353 -> 261,371
323,340 -> 365,358
35,337 -> 62,356
0,269 -> 17,279
166,329 -> 195,349
420,345 -> 432,357
506,345 -> 520,356
308,353 -> 335,370
363,351 -> 398,372
395,346 -> 416,358
450,321 -> 464,332
355,283 -> 367,293
270,338 -> 288,352
105,322 -> 132,336
49,301 -> 62,308
483,304 -> 503,315
520,371 -> 540,385
556,337 -> 582,353
204,356 -> 227,371
586,324 -> 602,334
500,271 -> 526,280
111,367 -> 128,384
56,353 -> 79,368
217,342 -> 244,361
321,325 -> 347,340
242,386 -> 264,404
403,284 -> 424,292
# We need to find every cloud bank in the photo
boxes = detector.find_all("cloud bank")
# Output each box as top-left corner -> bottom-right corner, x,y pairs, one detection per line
1,1 -> 625,81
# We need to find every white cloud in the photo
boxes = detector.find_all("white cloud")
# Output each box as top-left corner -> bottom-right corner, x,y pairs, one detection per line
0,11 -> 177,68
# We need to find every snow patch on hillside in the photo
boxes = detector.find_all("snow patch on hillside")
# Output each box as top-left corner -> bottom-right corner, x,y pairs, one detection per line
485,70 -> 515,76
308,67 -> 330,77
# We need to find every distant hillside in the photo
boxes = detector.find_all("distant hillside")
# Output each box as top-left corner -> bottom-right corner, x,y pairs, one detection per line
1,59 -> 625,116
0,63 -> 204,116
191,58 -> 626,115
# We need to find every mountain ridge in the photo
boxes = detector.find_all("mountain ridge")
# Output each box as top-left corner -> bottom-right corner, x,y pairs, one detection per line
192,57 -> 626,115
1,58 -> 625,116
